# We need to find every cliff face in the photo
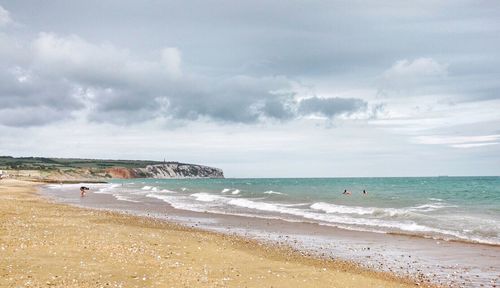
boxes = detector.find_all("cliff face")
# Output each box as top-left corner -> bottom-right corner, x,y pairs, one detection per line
105,167 -> 141,179
0,156 -> 224,181
106,163 -> 224,179
140,163 -> 224,178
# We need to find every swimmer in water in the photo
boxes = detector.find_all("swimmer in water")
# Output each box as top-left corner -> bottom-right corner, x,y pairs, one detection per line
363,189 -> 367,195
342,189 -> 352,195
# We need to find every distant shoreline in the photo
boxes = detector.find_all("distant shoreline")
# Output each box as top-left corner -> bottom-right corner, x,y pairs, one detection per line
0,155 -> 224,180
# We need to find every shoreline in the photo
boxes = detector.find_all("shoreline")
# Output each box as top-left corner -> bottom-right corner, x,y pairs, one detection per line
39,180 -> 500,287
39,179 -> 499,248
1,179 -> 424,287
385,231 -> 500,248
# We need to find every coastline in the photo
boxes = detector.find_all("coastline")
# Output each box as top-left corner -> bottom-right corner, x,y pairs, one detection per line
0,179 -> 422,287
39,181 -> 500,287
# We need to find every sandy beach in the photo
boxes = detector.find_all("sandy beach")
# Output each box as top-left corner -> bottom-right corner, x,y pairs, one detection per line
2,0 -> 499,287
0,179 -> 424,288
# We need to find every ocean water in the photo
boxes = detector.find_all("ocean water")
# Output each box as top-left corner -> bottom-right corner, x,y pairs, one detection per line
86,176 -> 500,246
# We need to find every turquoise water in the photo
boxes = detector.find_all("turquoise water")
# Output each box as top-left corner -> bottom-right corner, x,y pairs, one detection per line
106,177 -> 500,245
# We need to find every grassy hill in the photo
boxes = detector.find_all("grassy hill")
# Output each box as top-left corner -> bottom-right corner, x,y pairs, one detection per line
0,156 -> 164,171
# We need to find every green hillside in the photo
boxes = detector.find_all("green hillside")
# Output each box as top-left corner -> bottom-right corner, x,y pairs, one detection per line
0,156 -> 163,170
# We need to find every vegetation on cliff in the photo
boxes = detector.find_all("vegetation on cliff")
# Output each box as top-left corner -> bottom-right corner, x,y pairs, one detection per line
0,156 -> 223,180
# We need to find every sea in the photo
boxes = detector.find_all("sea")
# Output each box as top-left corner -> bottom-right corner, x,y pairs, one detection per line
42,176 -> 500,287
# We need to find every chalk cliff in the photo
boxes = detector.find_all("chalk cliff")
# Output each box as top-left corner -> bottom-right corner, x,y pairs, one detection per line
105,163 -> 224,179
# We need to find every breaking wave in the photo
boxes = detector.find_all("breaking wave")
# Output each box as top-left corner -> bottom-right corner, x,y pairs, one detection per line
46,179 -> 499,246
264,190 -> 286,195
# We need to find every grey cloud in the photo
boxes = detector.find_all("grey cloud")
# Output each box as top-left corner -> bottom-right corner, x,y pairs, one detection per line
298,97 -> 367,117
84,87 -> 160,124
2,1 -> 499,127
26,33 -> 301,124
260,99 -> 295,120
0,63 -> 83,127
0,106 -> 73,127
2,32 -> 333,126
160,76 -> 294,124
5,0 -> 500,79
0,68 -> 80,109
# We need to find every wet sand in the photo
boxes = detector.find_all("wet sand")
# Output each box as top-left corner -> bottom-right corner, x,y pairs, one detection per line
0,179 -> 421,288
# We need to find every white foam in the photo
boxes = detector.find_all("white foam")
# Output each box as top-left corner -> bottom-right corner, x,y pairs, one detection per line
190,193 -> 223,202
49,180 -> 492,246
410,203 -> 456,211
226,199 -> 439,234
311,202 -> 378,215
276,202 -> 311,207
310,201 -> 453,217
264,190 -> 286,195
146,193 -> 173,203
83,187 -> 500,245
94,184 -> 120,194
181,187 -> 188,191
44,184 -> 63,189
160,189 -> 177,193
146,193 -> 218,213
114,194 -> 139,203
146,192 -> 500,243
228,198 -> 283,212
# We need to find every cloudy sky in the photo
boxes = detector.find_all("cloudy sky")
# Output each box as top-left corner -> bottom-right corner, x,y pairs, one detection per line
1,1 -> 499,177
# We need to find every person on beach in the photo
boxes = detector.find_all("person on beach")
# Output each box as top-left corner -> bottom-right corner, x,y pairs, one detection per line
343,189 -> 351,195
80,186 -> 89,197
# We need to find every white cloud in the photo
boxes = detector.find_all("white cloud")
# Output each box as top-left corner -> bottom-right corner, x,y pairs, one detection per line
415,134 -> 500,148
451,142 -> 499,148
32,33 -> 139,82
371,97 -> 500,134
379,58 -> 448,96
0,5 -> 11,27
32,34 -> 183,88
161,47 -> 182,78
383,58 -> 448,79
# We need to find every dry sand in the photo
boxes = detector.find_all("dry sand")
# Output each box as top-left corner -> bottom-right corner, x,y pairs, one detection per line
0,179 -> 428,287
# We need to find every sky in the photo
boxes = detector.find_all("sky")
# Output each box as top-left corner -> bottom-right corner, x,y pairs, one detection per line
0,1 -> 499,177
